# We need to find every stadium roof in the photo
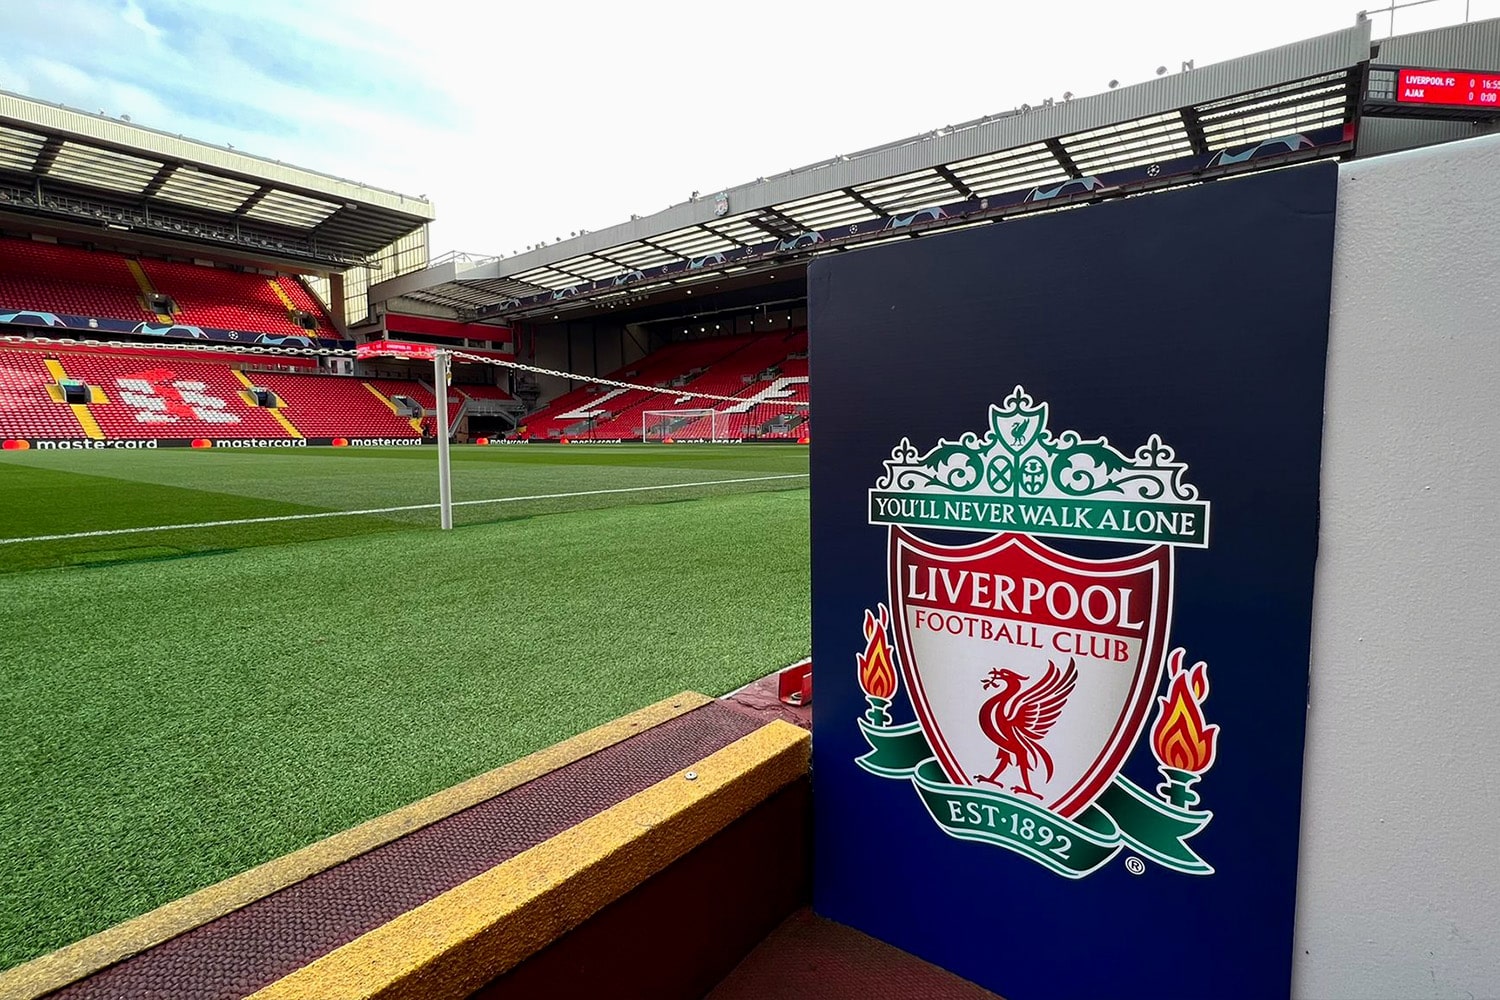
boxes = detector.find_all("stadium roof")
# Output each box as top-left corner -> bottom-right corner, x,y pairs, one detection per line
375,22 -> 1382,320
0,90 -> 434,270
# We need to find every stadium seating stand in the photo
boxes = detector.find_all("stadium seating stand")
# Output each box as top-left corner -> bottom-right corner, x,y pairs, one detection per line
251,372 -> 421,440
521,331 -> 809,440
0,238 -> 152,321
0,350 -> 85,439
53,352 -> 295,440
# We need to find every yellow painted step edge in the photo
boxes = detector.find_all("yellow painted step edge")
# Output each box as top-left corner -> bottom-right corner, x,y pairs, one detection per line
0,692 -> 712,1000
250,719 -> 811,1000
231,370 -> 302,439
40,357 -> 103,440
363,382 -> 424,433
266,278 -> 298,311
124,260 -> 172,322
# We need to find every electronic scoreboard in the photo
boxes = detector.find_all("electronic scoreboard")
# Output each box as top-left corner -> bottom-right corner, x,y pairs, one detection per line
1365,65 -> 1500,120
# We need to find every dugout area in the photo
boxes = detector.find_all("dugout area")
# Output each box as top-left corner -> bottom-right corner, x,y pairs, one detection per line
0,688 -> 996,1000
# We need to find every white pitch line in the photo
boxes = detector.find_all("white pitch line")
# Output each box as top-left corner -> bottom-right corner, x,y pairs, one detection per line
0,473 -> 809,546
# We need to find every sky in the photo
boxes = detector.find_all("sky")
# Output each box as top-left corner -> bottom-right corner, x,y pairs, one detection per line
1,0 -> 1495,258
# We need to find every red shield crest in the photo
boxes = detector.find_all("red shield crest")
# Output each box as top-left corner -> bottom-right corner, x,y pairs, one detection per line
889,527 -> 1171,819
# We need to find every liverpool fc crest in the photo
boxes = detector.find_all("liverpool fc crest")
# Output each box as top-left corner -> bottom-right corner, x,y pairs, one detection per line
854,387 -> 1220,877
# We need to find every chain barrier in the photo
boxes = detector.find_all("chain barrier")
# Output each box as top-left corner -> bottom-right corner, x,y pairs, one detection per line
450,349 -> 809,408
0,332 -> 354,358
0,334 -> 808,408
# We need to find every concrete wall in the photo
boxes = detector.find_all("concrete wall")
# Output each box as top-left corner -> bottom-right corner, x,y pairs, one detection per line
593,327 -> 626,382
529,326 -> 573,407
527,320 -> 641,409
1293,134 -> 1500,998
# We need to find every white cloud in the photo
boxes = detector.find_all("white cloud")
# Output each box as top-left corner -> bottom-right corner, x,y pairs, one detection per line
1,0 -> 1497,257
120,0 -> 162,40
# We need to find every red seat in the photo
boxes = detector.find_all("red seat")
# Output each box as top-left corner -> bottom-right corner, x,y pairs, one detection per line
0,348 -> 425,442
521,331 -> 810,440
252,373 -> 421,439
0,239 -> 339,339
141,260 -> 323,336
0,238 -> 152,321
0,351 -> 85,439
56,353 -> 293,440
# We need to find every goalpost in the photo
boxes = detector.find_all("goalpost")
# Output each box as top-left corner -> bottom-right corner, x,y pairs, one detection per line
642,409 -> 718,442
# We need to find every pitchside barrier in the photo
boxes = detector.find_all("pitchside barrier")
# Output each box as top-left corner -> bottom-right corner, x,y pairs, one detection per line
0,437 -> 805,448
0,335 -> 809,454
809,134 -> 1500,1000
0,437 -> 424,450
0,437 -> 800,449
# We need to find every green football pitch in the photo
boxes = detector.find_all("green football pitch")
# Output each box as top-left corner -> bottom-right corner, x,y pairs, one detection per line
0,444 -> 810,970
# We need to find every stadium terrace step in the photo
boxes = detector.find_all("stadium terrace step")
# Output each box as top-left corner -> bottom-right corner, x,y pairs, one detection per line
0,695 -> 811,1000
272,277 -> 339,338
457,389 -> 522,418
0,351 -> 91,440
0,348 -> 300,442
454,383 -> 517,404
368,379 -> 469,439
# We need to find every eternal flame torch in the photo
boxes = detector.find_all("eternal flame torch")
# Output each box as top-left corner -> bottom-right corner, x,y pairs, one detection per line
857,604 -> 898,727
1150,648 -> 1219,809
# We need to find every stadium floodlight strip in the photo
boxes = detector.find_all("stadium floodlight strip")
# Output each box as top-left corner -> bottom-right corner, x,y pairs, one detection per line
0,473 -> 811,546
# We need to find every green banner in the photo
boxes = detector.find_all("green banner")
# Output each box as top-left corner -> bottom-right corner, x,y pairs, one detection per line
856,719 -> 1213,877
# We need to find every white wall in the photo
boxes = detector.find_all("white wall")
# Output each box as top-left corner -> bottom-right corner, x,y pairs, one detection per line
1294,134 -> 1500,999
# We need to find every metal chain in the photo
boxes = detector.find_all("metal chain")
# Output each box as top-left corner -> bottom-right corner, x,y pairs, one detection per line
0,332 -> 354,357
450,349 -> 809,408
0,334 -> 808,408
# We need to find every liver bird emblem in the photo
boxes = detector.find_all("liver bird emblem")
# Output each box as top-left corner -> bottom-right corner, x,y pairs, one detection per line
974,659 -> 1079,799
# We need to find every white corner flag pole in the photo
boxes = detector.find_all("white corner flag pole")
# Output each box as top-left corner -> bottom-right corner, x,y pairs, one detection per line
435,350 -> 454,529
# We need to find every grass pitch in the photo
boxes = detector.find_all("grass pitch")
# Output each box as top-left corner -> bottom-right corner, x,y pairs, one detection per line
0,445 -> 810,969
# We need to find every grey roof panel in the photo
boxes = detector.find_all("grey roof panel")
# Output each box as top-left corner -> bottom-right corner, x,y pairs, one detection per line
0,124 -> 46,173
154,167 -> 260,212
1373,15 -> 1500,69
371,22 -> 1382,306
0,88 -> 432,263
47,141 -> 158,193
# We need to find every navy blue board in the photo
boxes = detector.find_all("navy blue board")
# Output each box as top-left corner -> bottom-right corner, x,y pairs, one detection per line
808,162 -> 1337,1000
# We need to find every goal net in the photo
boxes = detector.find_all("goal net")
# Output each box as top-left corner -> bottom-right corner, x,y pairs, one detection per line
642,409 -> 718,442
